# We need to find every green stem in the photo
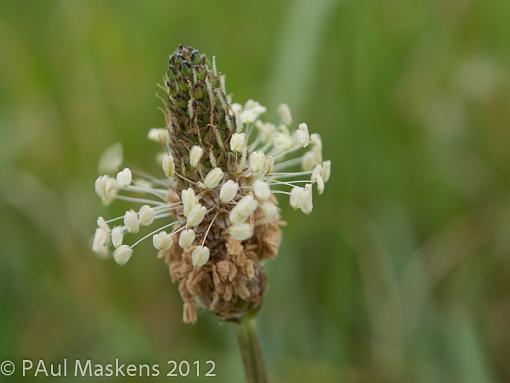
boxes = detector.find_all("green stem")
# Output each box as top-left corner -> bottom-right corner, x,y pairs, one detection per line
236,316 -> 269,383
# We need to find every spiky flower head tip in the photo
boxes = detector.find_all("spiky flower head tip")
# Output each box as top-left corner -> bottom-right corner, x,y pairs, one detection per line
92,45 -> 331,323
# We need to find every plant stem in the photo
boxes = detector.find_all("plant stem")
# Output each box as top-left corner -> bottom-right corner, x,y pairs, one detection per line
236,316 -> 269,383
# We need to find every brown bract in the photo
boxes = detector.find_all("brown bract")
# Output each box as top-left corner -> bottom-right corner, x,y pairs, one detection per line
164,215 -> 281,323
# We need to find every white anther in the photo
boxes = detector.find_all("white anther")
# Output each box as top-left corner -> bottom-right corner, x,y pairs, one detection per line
296,123 -> 310,148
153,231 -> 173,252
229,194 -> 258,224
228,223 -> 254,241
95,175 -> 118,205
124,210 -> 140,233
203,167 -> 224,189
178,229 -> 195,250
249,151 -> 266,175
253,180 -> 271,200
277,103 -> 292,125
139,205 -> 155,226
230,133 -> 246,153
113,245 -> 133,266
111,226 -> 124,248
192,246 -> 210,268
116,168 -> 132,187
181,188 -> 198,217
186,204 -> 207,227
189,145 -> 204,168
162,153 -> 175,177
148,128 -> 170,144
219,180 -> 239,203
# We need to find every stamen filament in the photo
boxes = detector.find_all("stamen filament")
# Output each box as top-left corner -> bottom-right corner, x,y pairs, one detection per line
273,157 -> 302,170
271,145 -> 301,160
105,216 -> 124,224
202,213 -> 219,246
248,136 -> 261,151
271,190 -> 291,195
116,195 -> 166,206
175,171 -> 198,186
121,185 -> 166,199
265,180 -> 312,187
269,171 -> 312,179
131,168 -> 170,187
258,141 -> 273,153
131,221 -> 178,249
171,223 -> 186,236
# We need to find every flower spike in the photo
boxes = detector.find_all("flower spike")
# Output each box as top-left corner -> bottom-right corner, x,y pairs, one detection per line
92,45 -> 330,323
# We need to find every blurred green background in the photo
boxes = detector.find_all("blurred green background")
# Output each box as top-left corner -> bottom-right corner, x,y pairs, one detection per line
1,0 -> 510,382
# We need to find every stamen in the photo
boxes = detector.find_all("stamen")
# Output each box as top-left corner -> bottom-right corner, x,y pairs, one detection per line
121,185 -> 166,199
131,221 -> 178,249
116,195 -> 166,206
248,136 -> 261,152
152,213 -> 172,221
269,171 -> 313,179
265,179 -> 314,187
171,223 -> 187,236
257,141 -> 273,154
273,157 -> 302,170
131,169 -> 170,187
175,171 -> 199,186
269,145 -> 301,160
105,215 -> 125,224
149,204 -> 181,214
201,213 -> 219,246
244,122 -> 255,143
270,190 -> 291,195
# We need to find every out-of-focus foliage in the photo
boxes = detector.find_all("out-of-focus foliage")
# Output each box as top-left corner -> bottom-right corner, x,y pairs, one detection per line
1,0 -> 510,382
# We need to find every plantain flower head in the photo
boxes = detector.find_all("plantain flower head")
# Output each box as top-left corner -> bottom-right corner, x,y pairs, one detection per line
92,45 -> 331,323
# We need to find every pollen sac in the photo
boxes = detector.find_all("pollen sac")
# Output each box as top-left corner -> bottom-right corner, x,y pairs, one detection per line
192,246 -> 210,268
186,204 -> 207,227
92,227 -> 109,257
230,132 -> 246,153
296,123 -> 310,148
253,180 -> 270,200
203,167 -> 224,189
116,168 -> 132,187
228,222 -> 254,241
219,180 -> 239,203
111,226 -> 124,248
95,175 -> 117,205
148,128 -> 170,144
277,103 -> 292,125
162,153 -> 175,177
113,245 -> 133,266
153,231 -> 173,252
181,188 -> 198,216
179,229 -> 195,249
321,160 -> 331,182
229,194 -> 258,224
189,145 -> 204,168
124,210 -> 140,233
139,205 -> 155,226
249,151 -> 266,175
261,201 -> 279,221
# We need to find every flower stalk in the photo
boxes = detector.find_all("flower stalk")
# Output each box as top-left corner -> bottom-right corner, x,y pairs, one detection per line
236,316 -> 268,383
